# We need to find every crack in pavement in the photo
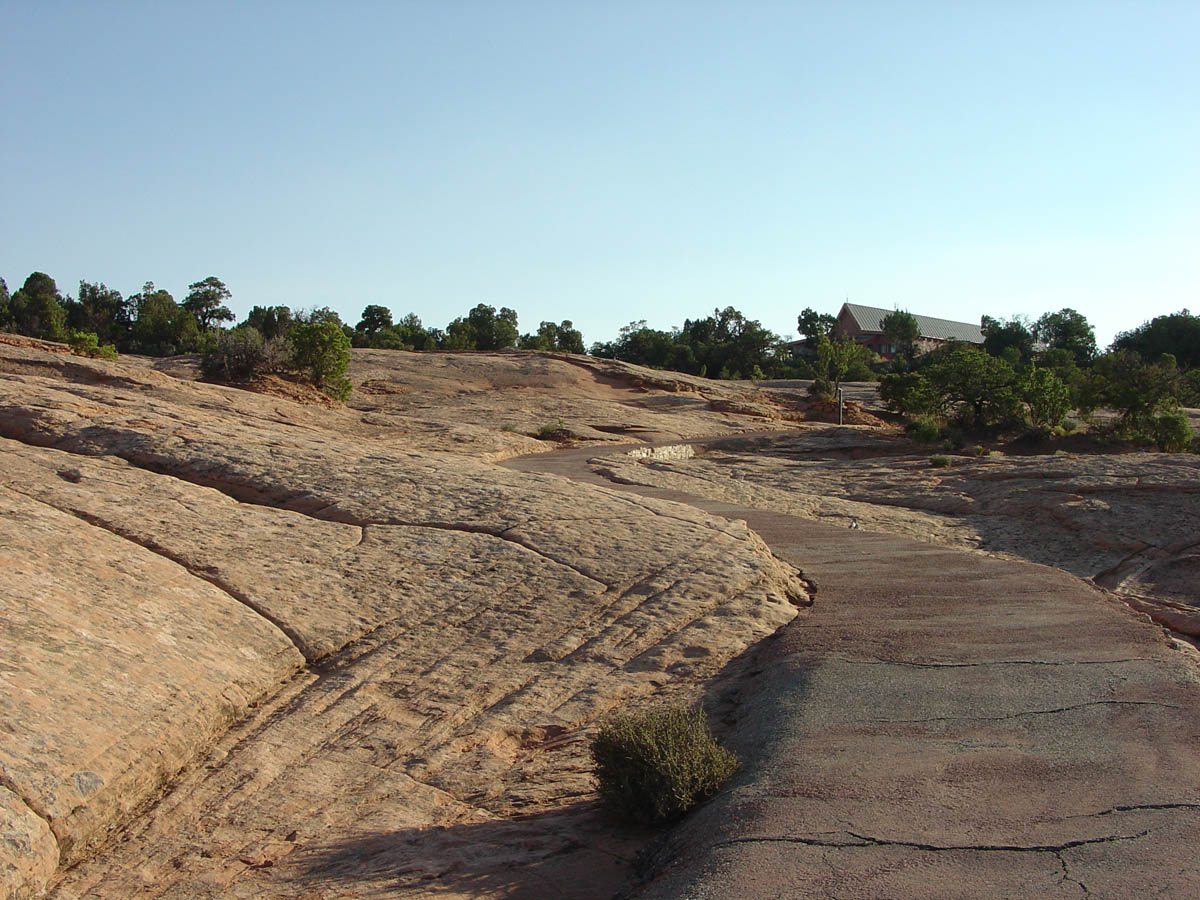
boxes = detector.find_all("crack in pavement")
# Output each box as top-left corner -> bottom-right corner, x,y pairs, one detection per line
818,655 -> 1162,669
1055,849 -> 1090,897
713,828 -> 1152,854
1069,802 -> 1200,818
884,699 -> 1182,724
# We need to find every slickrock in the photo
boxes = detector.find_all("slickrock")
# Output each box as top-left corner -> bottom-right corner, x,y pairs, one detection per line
145,347 -> 811,456
509,445 -> 1200,899
591,427 -> 1200,632
0,788 -> 56,900
0,486 -> 303,871
0,341 -> 808,899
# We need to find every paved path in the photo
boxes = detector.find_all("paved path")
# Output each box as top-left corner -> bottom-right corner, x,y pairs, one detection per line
505,444 -> 1200,899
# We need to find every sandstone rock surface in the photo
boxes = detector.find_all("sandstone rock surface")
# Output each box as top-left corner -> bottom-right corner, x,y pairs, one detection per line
3,337 -> 1198,899
508,445 -> 1200,899
0,340 -> 808,899
591,427 -> 1200,634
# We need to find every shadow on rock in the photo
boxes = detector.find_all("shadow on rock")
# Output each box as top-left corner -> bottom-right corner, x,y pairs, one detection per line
290,801 -> 647,900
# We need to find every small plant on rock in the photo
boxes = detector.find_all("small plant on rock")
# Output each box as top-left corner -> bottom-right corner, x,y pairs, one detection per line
535,418 -> 575,441
67,330 -> 118,360
929,454 -> 952,468
590,705 -> 739,826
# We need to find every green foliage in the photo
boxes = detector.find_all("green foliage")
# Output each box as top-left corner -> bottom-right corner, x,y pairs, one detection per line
929,454 -> 952,468
590,705 -> 739,825
130,283 -> 200,355
1180,369 -> 1200,408
294,306 -> 344,327
356,304 -> 393,337
289,321 -> 352,400
66,281 -> 131,347
535,418 -> 575,441
881,309 -> 920,360
1153,412 -> 1195,453
1112,310 -> 1200,371
243,305 -> 294,340
183,276 -> 234,330
880,371 -> 942,417
593,308 -> 787,380
201,325 -> 287,382
1082,350 -> 1180,434
808,335 -> 876,393
881,343 -> 1022,433
981,315 -> 1035,364
1034,308 -> 1096,366
1021,367 -> 1071,428
9,272 -> 67,340
442,303 -> 520,351
66,331 -> 118,360
925,343 -> 1022,430
796,307 -> 837,341
519,320 -> 587,353
592,319 -> 685,369
906,417 -> 944,444
808,377 -> 833,400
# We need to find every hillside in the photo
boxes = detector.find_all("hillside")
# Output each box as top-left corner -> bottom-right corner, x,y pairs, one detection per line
2,338 -> 1198,899
0,340 -> 810,899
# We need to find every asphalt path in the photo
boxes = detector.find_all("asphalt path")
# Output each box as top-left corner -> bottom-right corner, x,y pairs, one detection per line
504,441 -> 1200,899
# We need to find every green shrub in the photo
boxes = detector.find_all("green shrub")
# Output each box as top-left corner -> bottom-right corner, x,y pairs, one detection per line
906,417 -> 943,445
289,321 -> 352,400
1022,366 -> 1071,428
929,454 -> 952,468
590,705 -> 739,825
66,330 -> 118,360
807,377 -> 833,400
535,418 -> 575,441
1153,411 -> 1195,453
201,326 -> 287,382
1179,369 -> 1200,408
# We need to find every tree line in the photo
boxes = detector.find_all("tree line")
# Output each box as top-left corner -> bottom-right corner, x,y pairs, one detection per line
2,270 -> 1196,446
864,308 -> 1200,451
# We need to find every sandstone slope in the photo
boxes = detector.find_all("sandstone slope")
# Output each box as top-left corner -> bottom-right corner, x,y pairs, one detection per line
0,340 -> 809,899
591,427 -> 1200,635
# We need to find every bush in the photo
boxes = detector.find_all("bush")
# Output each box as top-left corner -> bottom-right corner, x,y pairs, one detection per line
880,371 -> 940,417
66,330 -> 118,360
1153,411 -> 1195,453
590,705 -> 739,825
929,454 -> 952,468
807,377 -> 833,400
201,326 -> 287,382
906,417 -> 943,445
1022,367 -> 1071,428
289,321 -> 352,400
535,418 -> 575,441
1180,369 -> 1200,408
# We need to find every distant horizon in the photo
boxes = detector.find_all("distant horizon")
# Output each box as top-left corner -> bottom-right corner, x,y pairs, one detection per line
4,2 -> 1195,354
0,264 -> 1184,352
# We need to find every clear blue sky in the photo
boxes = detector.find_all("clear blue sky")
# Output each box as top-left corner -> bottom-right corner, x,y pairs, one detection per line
3,1 -> 1196,350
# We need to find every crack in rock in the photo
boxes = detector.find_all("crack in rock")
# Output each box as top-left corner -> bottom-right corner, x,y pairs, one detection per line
885,699 -> 1181,724
714,828 -> 1152,854
4,485 -> 313,659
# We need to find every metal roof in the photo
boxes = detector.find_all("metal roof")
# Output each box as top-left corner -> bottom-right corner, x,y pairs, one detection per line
839,303 -> 984,343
